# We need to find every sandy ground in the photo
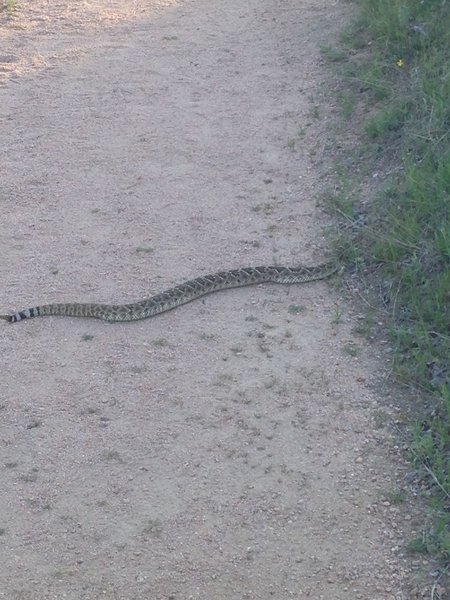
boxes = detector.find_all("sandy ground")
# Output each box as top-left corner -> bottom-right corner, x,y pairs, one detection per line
0,1 -> 439,599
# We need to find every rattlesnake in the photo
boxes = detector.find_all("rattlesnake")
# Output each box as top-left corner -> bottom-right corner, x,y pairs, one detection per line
0,264 -> 338,323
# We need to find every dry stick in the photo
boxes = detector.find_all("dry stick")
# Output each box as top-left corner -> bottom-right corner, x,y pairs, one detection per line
431,580 -> 439,600
430,569 -> 447,600
390,274 -> 404,320
428,331 -> 450,341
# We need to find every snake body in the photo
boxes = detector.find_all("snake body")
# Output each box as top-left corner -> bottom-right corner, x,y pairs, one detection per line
0,264 -> 338,323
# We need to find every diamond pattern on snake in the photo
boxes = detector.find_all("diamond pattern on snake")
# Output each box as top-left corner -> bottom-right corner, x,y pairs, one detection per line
0,264 -> 338,323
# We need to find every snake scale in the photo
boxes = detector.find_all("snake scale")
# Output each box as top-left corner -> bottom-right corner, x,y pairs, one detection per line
0,264 -> 338,323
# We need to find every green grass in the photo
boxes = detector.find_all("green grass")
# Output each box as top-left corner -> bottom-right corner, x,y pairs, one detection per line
324,0 -> 449,560
320,45 -> 348,63
381,488 -> 407,505
332,305 -> 343,325
288,304 -> 305,315
1,0 -> 17,14
342,343 -> 362,357
135,245 -> 154,254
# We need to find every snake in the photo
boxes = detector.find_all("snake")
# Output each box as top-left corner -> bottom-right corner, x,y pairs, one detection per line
0,263 -> 338,323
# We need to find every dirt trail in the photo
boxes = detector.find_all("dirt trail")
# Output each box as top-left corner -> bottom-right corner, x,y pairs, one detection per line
0,1 -> 431,598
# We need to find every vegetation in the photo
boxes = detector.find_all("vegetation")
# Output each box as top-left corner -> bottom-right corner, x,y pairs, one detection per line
1,0 -> 17,15
322,0 -> 449,559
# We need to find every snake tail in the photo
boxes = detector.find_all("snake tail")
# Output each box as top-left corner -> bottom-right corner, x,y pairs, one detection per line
0,308 -> 42,323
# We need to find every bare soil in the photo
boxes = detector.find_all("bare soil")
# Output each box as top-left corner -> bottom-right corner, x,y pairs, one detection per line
0,1 -> 438,598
